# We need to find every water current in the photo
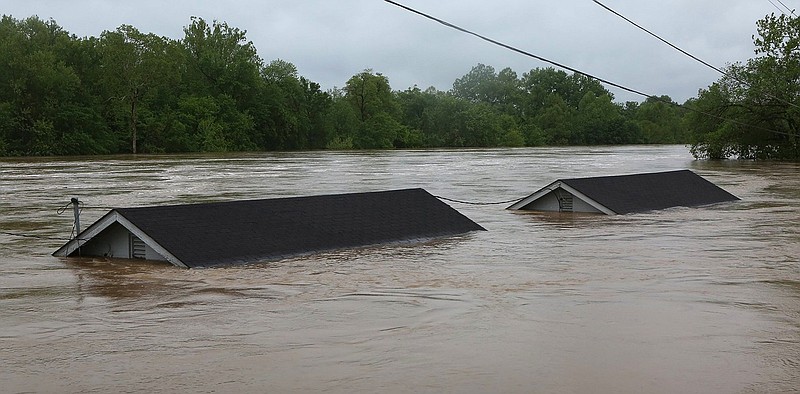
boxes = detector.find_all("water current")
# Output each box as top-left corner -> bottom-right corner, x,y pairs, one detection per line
1,145 -> 798,393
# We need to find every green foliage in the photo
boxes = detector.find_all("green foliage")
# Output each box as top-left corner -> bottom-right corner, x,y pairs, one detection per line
98,25 -> 183,153
688,13 -> 800,160
183,17 -> 262,101
634,96 -> 686,143
344,70 -> 398,122
0,15 -> 705,157
452,64 -> 521,112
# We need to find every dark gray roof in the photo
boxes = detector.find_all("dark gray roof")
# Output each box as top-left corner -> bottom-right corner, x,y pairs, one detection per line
559,169 -> 739,214
109,188 -> 484,268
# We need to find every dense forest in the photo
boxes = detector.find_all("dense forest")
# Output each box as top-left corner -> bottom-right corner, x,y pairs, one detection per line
0,14 -> 797,159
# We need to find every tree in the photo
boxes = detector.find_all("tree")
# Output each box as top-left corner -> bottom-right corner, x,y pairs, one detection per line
99,25 -> 182,153
689,13 -> 800,160
344,70 -> 397,121
519,68 -> 611,114
301,77 -> 333,149
342,70 -> 406,148
574,92 -> 643,145
634,96 -> 686,144
323,90 -> 360,150
535,95 -> 575,145
255,60 -> 332,150
0,16 -> 110,155
182,17 -> 262,101
418,93 -> 470,147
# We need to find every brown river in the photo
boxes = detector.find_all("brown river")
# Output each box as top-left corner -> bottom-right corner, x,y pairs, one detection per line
1,145 -> 798,393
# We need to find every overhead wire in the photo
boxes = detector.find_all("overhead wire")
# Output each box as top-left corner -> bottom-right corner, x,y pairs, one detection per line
592,0 -> 726,76
0,230 -> 88,242
382,0 -> 653,99
1,201 -> 104,242
592,0 -> 800,112
768,0 -> 796,15
382,0 -> 798,139
0,231 -> 53,240
435,195 -> 524,206
768,0 -> 789,15
775,0 -> 797,16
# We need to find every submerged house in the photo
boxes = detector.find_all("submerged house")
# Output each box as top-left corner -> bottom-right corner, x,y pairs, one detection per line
53,188 -> 486,268
507,169 -> 739,215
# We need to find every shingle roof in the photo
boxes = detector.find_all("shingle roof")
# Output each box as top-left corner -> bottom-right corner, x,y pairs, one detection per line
560,170 -> 739,214
509,169 -> 739,214
67,188 -> 485,268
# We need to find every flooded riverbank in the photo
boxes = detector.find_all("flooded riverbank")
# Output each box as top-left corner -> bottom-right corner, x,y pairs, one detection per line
1,146 -> 798,393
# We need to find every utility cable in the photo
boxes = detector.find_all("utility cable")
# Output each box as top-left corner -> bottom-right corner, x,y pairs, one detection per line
592,0 -> 800,111
592,0 -> 727,75
767,0 -> 791,15
435,195 -> 524,206
776,0 -> 797,16
383,0 -> 798,139
1,202 -> 92,241
767,0 -> 786,15
0,230 -> 52,240
383,0 -> 653,100
0,230 -> 89,242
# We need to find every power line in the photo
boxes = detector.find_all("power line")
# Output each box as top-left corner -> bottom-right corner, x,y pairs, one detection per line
382,0 -> 798,139
775,0 -> 797,16
435,195 -> 524,206
592,0 -> 726,75
1,230 -> 51,240
768,0 -> 796,15
382,0 -> 654,100
767,0 -> 788,15
592,0 -> 800,111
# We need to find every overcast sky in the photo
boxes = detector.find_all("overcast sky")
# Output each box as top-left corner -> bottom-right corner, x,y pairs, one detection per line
4,1 -> 793,102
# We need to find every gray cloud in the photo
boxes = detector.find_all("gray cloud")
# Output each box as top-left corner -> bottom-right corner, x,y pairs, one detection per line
4,0 -> 781,102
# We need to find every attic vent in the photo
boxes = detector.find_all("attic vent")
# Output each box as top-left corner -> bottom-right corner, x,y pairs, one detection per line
130,235 -> 146,259
557,192 -> 573,212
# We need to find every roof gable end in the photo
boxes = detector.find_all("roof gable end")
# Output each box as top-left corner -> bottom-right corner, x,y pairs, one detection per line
509,170 -> 739,214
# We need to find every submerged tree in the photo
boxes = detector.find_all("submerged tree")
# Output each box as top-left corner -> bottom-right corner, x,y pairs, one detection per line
689,13 -> 800,160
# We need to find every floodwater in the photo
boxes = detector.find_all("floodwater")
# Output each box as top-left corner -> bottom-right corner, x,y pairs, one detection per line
1,145 -> 798,393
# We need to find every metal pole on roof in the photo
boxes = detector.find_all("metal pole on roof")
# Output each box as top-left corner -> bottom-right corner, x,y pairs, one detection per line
71,198 -> 81,236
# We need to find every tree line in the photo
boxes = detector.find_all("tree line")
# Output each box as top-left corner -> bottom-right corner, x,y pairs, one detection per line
0,14 -> 796,159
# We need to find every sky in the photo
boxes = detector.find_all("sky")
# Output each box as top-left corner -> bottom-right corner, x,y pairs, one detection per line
4,0 -> 794,103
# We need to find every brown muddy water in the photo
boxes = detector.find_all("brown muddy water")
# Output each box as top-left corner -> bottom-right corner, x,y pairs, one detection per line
1,145 -> 798,393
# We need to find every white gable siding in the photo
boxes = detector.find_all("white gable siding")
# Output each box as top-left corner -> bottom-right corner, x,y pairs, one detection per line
521,189 -> 603,213
522,191 -> 561,211
75,222 -> 166,261
77,222 -> 130,258
572,195 -> 604,213
142,240 -> 167,261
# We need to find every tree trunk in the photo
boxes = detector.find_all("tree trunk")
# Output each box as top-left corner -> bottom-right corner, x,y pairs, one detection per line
130,95 -> 138,154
